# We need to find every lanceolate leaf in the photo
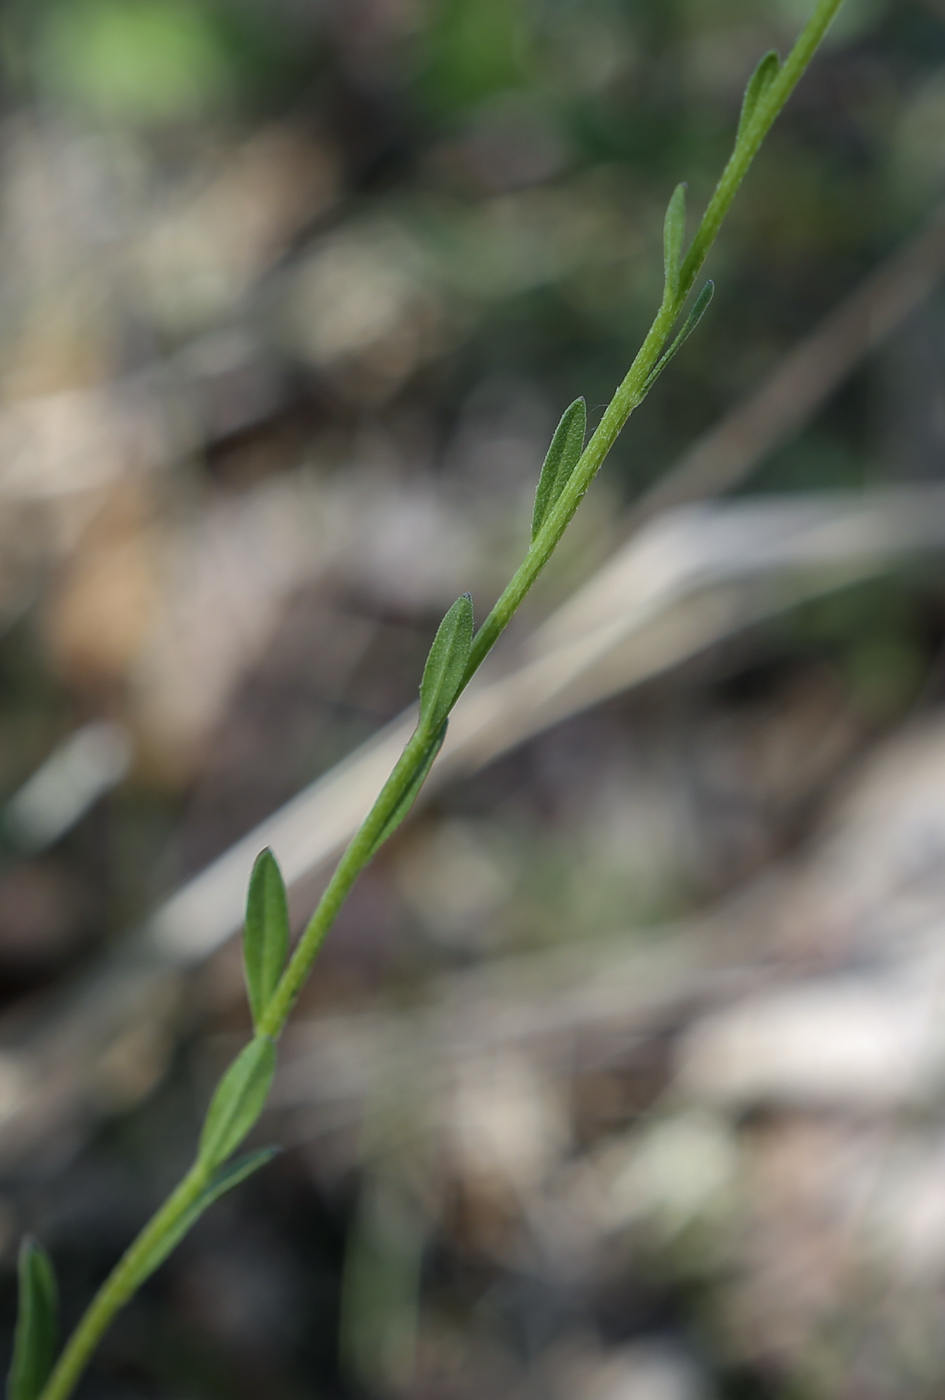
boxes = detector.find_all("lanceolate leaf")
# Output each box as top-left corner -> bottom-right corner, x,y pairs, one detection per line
8,1238 -> 57,1400
243,848 -> 290,1029
736,50 -> 781,145
662,183 -> 687,304
531,398 -> 586,541
532,400 -> 585,540
128,1148 -> 280,1289
642,281 -> 715,396
367,721 -> 448,861
198,1036 -> 276,1170
418,594 -> 474,732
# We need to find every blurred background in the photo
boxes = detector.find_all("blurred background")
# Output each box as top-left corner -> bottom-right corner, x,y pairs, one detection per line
4,0 -> 945,1396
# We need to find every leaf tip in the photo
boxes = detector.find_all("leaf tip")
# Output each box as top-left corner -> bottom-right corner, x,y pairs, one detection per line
419,593 -> 475,730
244,847 -> 290,1030
9,1236 -> 57,1400
737,48 -> 782,143
531,397 -> 587,540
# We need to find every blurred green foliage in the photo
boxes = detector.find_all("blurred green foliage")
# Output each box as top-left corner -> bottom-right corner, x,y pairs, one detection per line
3,0 -> 938,466
418,0 -> 535,112
0,2 -> 945,1394
37,0 -> 241,123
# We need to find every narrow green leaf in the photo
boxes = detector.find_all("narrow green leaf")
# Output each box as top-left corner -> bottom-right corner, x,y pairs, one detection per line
531,398 -> 586,541
198,1145 -> 280,1207
662,182 -> 687,304
642,281 -> 715,396
418,594 -> 474,731
8,1238 -> 57,1400
198,1036 -> 276,1170
367,721 -> 447,861
736,50 -> 781,145
128,1148 -> 280,1289
243,848 -> 289,1029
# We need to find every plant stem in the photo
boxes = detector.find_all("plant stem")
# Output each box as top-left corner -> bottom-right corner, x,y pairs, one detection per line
464,0 -> 845,681
34,3 -> 846,1395
39,1163 -> 212,1400
257,723 -> 436,1036
680,0 -> 845,302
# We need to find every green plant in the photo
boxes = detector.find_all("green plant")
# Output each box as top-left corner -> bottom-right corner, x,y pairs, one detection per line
9,3 -> 846,1395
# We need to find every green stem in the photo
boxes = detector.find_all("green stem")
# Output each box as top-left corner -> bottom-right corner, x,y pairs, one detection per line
467,0 -> 845,681
679,0 -> 845,304
257,723 -> 436,1035
39,1163 -> 211,1400
33,3 -> 846,1395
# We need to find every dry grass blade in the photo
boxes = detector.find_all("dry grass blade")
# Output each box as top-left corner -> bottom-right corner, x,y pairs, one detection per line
0,204 -> 943,1175
148,482 -> 945,965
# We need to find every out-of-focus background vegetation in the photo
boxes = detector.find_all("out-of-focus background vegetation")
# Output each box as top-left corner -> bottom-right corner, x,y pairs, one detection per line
5,0 -> 945,1396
